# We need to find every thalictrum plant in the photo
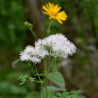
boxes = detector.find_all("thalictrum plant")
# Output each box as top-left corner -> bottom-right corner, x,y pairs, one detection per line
18,2 -> 81,98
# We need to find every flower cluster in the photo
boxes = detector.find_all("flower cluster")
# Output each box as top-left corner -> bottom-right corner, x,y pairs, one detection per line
35,34 -> 76,58
20,46 -> 48,63
20,34 -> 76,63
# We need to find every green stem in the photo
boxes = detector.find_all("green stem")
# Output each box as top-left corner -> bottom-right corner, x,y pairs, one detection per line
27,62 -> 33,70
34,64 -> 45,98
43,59 -> 48,98
43,58 -> 55,82
54,58 -> 57,70
47,20 -> 53,35
41,82 -> 44,98
47,82 -> 50,98
43,59 -> 56,98
48,20 -> 53,30
44,59 -> 47,72
34,64 -> 42,83
29,28 -> 38,40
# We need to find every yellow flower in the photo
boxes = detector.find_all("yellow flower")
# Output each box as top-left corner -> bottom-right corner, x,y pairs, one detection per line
42,2 -> 68,24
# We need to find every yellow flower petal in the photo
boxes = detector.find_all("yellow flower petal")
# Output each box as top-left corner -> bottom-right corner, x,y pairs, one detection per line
42,5 -> 49,13
57,19 -> 63,24
42,2 -> 68,24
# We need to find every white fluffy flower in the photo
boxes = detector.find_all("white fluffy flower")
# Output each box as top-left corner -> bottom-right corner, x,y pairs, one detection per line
20,45 -> 48,63
35,34 -> 76,58
33,46 -> 49,58
20,34 -> 76,63
20,46 -> 34,61
20,52 -> 30,61
29,56 -> 41,63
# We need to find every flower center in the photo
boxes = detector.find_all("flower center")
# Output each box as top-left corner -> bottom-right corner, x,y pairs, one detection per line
51,11 -> 57,16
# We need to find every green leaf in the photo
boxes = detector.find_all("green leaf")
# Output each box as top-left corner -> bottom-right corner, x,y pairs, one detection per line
68,94 -> 80,98
41,86 -> 60,98
47,71 -> 65,90
52,96 -> 57,98
54,90 -> 81,98
35,72 -> 46,76
69,90 -> 82,98
28,77 -> 35,82
47,86 -> 60,93
70,90 -> 82,94
62,92 -> 69,97
56,92 -> 62,97
18,75 -> 28,85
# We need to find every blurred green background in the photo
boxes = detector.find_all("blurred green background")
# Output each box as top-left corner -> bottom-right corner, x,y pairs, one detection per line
0,0 -> 98,98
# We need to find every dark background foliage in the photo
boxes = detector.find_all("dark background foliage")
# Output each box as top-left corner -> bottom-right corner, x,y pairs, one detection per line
0,0 -> 98,98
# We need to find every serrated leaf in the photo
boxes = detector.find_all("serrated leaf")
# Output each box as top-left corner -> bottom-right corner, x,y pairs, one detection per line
68,94 -> 80,98
68,90 -> 81,98
56,92 -> 62,97
35,73 -> 46,76
55,91 -> 81,98
70,90 -> 82,94
28,77 -> 35,82
18,75 -> 28,85
62,92 -> 69,97
19,81 -> 25,85
47,71 -> 65,90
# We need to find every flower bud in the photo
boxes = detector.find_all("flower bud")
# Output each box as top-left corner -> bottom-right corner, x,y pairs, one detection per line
24,21 -> 32,28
